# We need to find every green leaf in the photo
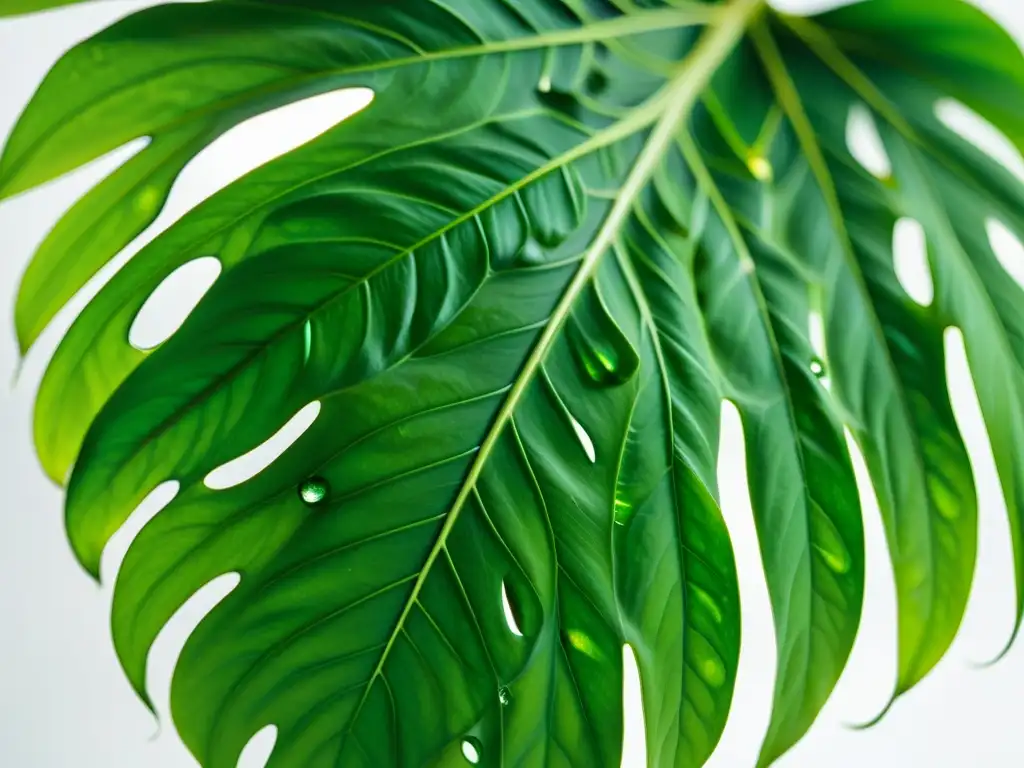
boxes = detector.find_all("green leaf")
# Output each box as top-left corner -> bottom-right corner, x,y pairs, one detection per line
0,0 -> 95,17
5,0 -> 1024,765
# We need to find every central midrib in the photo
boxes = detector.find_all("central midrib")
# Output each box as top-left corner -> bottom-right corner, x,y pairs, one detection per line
334,0 -> 766,760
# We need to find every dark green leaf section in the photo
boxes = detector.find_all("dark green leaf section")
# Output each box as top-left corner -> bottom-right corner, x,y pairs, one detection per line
103,111 -> 745,768
23,4 -> 703,488
7,0 -> 1024,766
72,3 -> 761,764
64,58 -> 589,573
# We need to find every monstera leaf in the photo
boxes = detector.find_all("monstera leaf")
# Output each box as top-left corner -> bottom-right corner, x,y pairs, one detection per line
5,0 -> 1024,765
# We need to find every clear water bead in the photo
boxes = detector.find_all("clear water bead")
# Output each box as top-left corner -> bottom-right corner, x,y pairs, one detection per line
298,476 -> 329,506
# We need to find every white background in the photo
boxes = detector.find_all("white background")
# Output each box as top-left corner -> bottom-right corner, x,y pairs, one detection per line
2,1 -> 1024,766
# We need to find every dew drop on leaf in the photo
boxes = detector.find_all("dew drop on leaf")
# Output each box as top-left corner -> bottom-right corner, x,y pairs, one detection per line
690,584 -> 723,625
498,686 -> 511,706
747,154 -> 773,182
566,629 -> 603,660
810,507 -> 852,574
929,474 -> 961,521
817,548 -> 849,574
461,737 -> 482,764
613,494 -> 634,525
810,357 -> 826,379
567,326 -> 619,384
566,293 -> 640,387
135,185 -> 162,213
298,477 -> 329,506
302,319 -> 312,365
697,653 -> 726,689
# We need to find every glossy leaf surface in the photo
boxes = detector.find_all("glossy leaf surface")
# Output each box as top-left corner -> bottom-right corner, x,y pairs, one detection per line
3,0 -> 1024,765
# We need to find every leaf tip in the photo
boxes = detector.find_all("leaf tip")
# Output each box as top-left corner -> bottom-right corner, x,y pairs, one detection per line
969,618 -> 1022,669
845,694 -> 897,731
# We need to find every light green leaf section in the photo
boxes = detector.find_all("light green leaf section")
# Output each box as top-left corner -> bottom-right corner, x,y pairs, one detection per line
5,0 -> 1024,766
0,0 -> 94,16
775,0 -> 1024,692
679,131 -> 863,764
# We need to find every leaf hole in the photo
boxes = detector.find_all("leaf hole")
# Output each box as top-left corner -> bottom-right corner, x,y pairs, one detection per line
710,401 -> 776,766
846,103 -> 892,179
204,401 -> 321,490
237,725 -> 278,768
461,737 -> 482,764
808,309 -> 826,359
145,572 -> 241,724
176,87 -> 374,209
10,135 -> 151,355
944,328 -> 1016,660
985,217 -> 1024,290
129,256 -> 221,350
569,414 -> 596,463
892,217 -> 933,306
935,98 -> 1024,183
500,580 -> 524,638
829,429 -> 899,725
620,644 -> 647,768
99,480 -> 179,585
807,308 -> 831,389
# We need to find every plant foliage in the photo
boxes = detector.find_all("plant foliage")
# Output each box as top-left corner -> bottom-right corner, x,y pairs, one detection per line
4,0 -> 1024,765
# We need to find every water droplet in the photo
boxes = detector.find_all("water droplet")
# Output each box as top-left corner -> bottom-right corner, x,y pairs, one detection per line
498,686 -> 511,706
538,74 -> 552,93
303,320 -> 312,365
929,475 -> 960,520
461,737 -> 482,764
690,584 -> 723,625
298,476 -> 329,506
566,629 -> 603,660
747,154 -> 773,182
566,326 -> 639,386
565,287 -> 640,388
613,495 -> 634,525
810,357 -> 826,378
810,507 -> 852,574
697,653 -> 726,689
135,186 -> 162,213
